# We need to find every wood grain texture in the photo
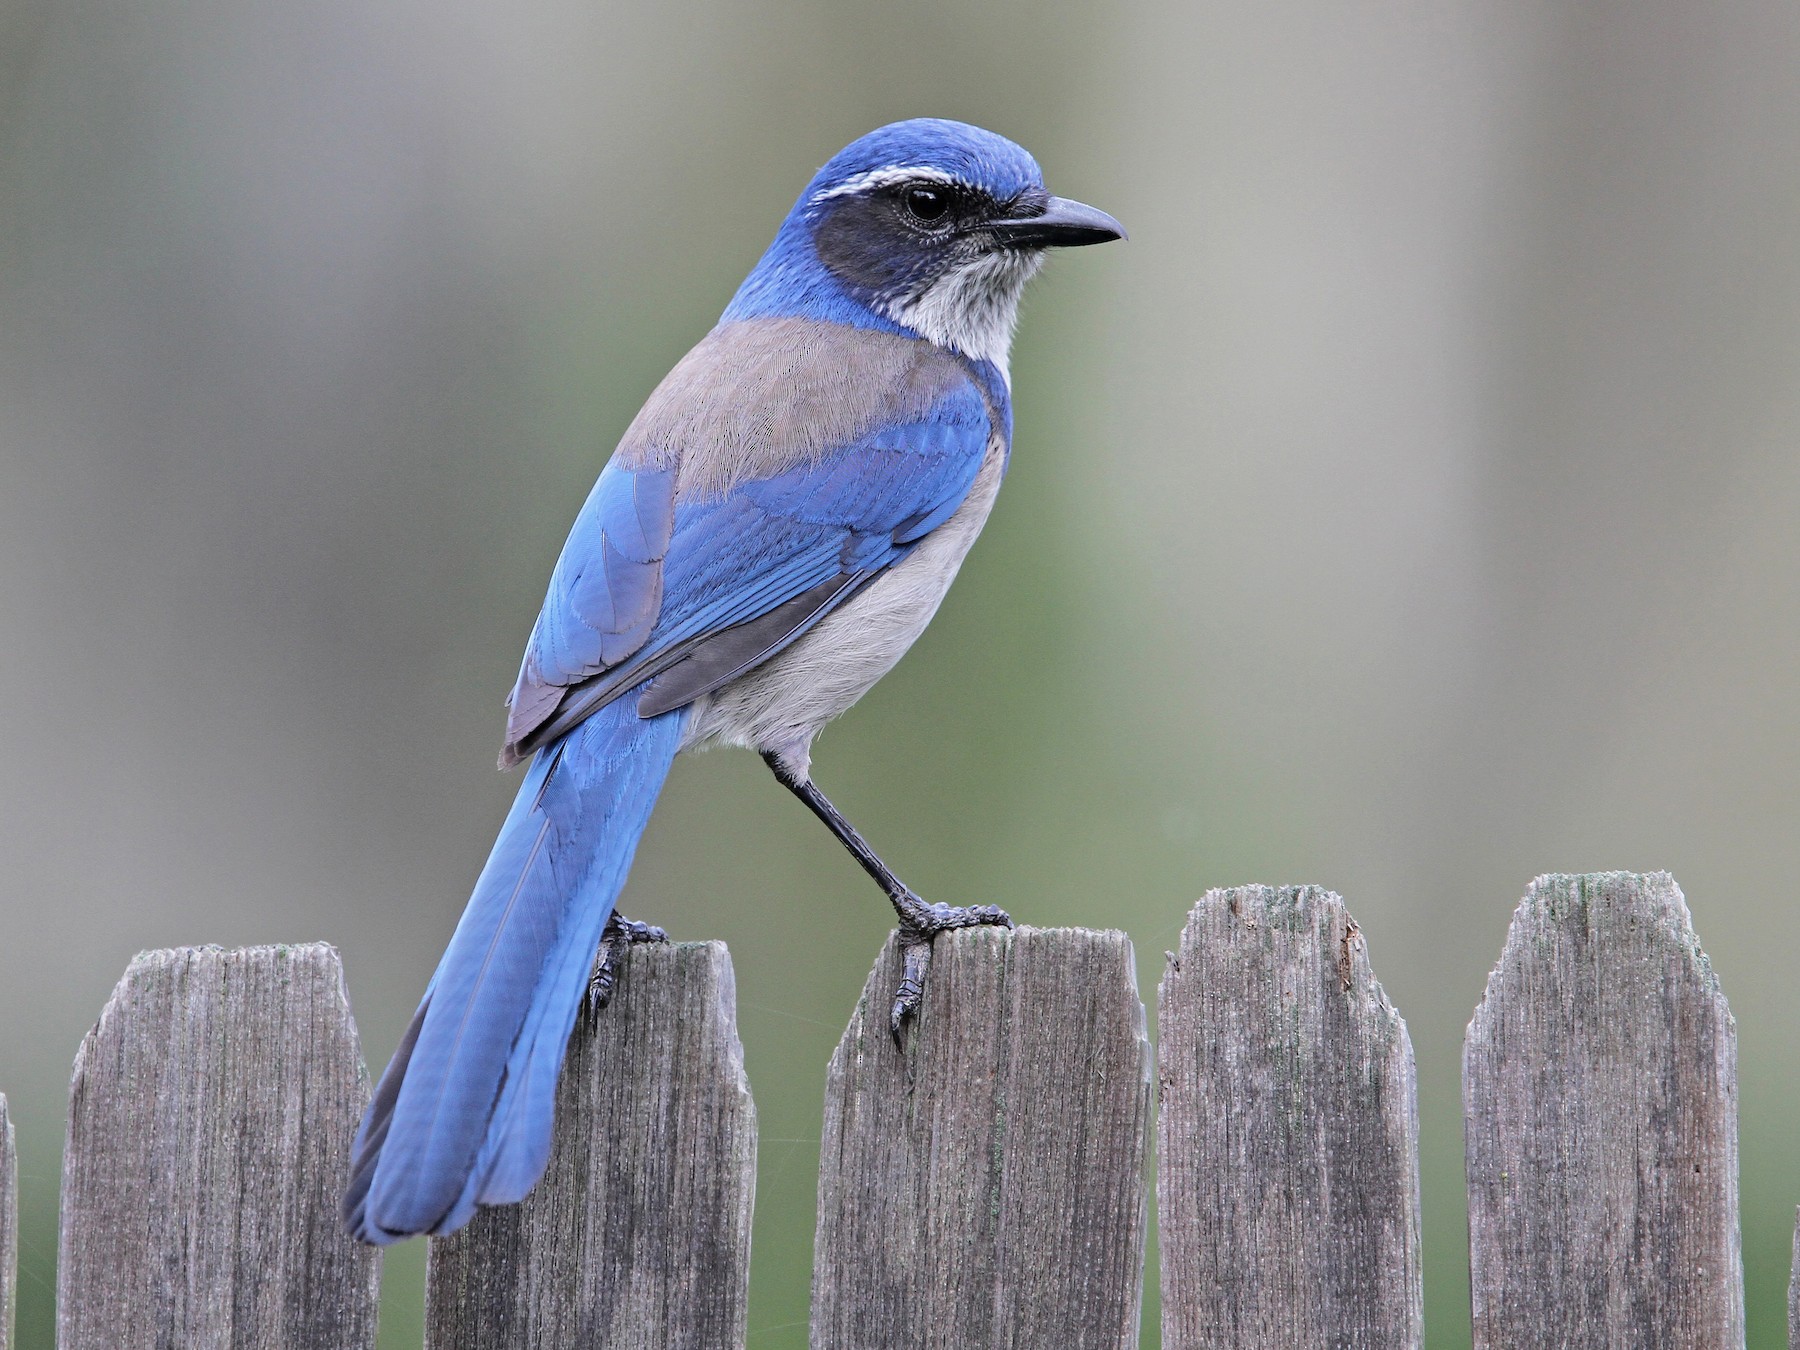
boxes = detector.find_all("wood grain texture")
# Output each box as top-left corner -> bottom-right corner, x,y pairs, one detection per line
425,940 -> 755,1350
1789,1207 -> 1799,1350
1464,872 -> 1742,1349
2,1094 -> 14,1350
1157,885 -> 1423,1349
811,926 -> 1151,1350
57,943 -> 379,1350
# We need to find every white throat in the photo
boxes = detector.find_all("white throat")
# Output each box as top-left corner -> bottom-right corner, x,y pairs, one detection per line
883,249 -> 1044,384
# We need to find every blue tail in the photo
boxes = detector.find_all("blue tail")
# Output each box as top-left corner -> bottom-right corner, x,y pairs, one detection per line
344,691 -> 686,1243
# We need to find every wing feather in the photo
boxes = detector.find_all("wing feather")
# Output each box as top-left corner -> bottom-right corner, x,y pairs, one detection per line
501,325 -> 997,764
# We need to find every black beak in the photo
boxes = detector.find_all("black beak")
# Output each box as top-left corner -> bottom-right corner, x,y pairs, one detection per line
989,196 -> 1127,249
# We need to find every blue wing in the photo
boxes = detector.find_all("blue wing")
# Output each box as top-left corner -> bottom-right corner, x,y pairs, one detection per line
502,375 -> 995,763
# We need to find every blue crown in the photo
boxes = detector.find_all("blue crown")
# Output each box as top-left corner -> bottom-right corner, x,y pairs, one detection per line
802,119 -> 1044,207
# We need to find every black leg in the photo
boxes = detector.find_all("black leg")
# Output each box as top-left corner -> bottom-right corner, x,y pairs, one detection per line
763,752 -> 1012,1041
586,911 -> 669,1017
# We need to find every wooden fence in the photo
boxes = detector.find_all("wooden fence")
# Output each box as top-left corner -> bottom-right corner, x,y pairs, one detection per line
0,871 -> 1786,1347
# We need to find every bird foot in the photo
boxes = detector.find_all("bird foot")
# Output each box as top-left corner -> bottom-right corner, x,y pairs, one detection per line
586,912 -> 669,1016
890,899 -> 1013,1044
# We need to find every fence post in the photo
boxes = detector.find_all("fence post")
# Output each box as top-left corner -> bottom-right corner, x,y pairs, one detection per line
2,1094 -> 14,1350
810,926 -> 1150,1350
1790,1208 -> 1799,1350
1463,871 -> 1742,1348
1156,885 -> 1422,1349
56,943 -> 379,1350
425,940 -> 756,1350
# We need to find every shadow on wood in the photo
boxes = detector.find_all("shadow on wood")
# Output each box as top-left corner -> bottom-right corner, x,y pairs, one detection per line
1157,885 -> 1422,1350
425,940 -> 755,1350
57,944 -> 378,1350
811,925 -> 1151,1350
1463,872 -> 1741,1348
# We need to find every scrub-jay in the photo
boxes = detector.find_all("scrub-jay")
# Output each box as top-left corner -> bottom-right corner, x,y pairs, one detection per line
344,118 -> 1123,1244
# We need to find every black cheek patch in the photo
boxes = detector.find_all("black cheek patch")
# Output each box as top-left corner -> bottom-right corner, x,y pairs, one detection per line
812,199 -> 931,300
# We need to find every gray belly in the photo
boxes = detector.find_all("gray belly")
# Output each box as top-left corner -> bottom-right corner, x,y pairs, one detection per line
680,434 -> 1006,775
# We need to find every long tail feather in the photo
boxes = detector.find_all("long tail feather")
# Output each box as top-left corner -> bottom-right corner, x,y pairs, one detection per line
344,690 -> 685,1243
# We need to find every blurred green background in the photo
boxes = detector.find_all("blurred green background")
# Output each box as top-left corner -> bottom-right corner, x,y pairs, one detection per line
5,0 -> 1800,1344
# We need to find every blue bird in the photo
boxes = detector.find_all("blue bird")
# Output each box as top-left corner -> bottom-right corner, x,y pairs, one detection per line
343,118 -> 1123,1244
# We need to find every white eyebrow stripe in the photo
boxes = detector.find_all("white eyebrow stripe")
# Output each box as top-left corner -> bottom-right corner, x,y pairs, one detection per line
810,166 -> 963,204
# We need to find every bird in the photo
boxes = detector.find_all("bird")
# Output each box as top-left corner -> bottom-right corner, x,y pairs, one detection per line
343,117 -> 1124,1245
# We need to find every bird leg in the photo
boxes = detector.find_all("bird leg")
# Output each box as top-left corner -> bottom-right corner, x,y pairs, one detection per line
586,912 -> 669,1017
762,752 -> 1013,1042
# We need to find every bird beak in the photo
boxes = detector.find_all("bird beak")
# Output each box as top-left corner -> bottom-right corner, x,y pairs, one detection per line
988,196 -> 1127,249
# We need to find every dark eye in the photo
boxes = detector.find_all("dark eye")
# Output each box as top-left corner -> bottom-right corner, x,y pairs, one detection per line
904,186 -> 949,223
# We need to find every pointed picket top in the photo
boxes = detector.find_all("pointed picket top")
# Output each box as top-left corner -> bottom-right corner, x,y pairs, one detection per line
811,925 -> 1151,1350
57,943 -> 379,1350
425,940 -> 756,1350
1157,885 -> 1422,1349
1464,872 -> 1741,1349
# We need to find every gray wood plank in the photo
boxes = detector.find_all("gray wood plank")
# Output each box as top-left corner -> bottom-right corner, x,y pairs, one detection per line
810,925 -> 1151,1350
2,1094 -> 14,1350
1157,885 -> 1423,1350
1464,871 -> 1742,1349
1789,1207 -> 1799,1350
57,943 -> 379,1350
425,940 -> 756,1350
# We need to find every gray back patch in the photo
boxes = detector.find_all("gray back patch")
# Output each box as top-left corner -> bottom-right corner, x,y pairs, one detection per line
615,318 -> 973,500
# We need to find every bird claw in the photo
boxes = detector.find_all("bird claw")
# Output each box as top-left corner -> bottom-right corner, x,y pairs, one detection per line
586,912 -> 669,1016
889,900 -> 1014,1044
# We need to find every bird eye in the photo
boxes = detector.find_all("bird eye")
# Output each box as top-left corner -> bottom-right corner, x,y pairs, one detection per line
904,187 -> 950,223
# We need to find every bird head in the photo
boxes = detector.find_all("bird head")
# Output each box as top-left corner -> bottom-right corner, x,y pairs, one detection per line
724,119 -> 1125,376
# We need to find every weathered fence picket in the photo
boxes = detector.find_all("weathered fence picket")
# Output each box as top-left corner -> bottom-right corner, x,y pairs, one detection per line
1157,885 -> 1422,1349
1464,872 -> 1742,1349
1790,1208 -> 1800,1350
21,870 -> 1769,1346
2,1093 -> 15,1350
810,926 -> 1151,1350
424,941 -> 755,1350
56,943 -> 379,1350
